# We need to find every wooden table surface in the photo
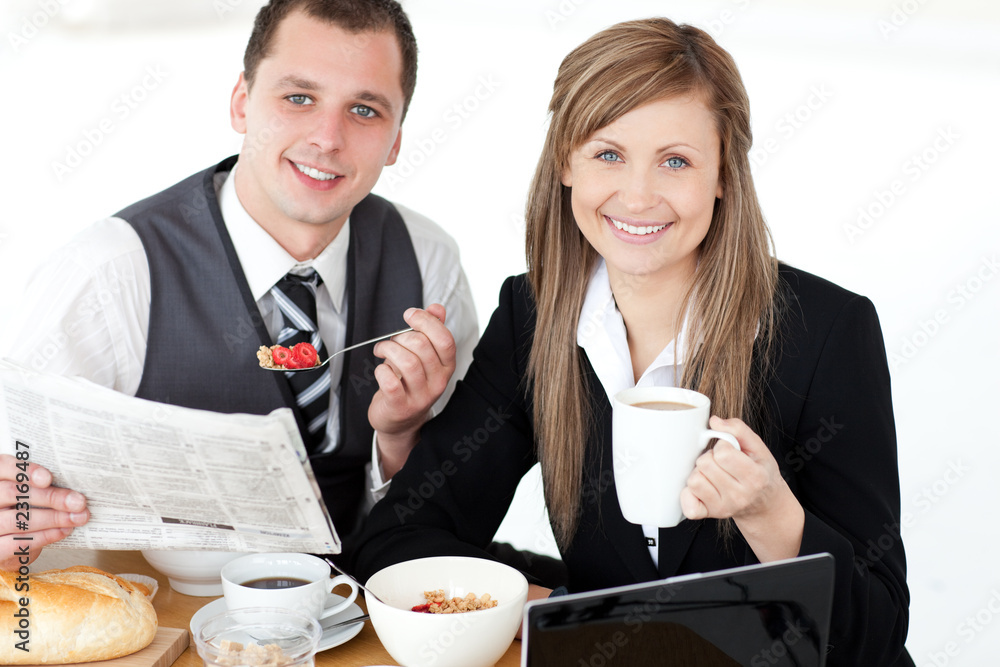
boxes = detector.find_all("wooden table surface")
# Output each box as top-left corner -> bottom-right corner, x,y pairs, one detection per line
33,549 -> 522,667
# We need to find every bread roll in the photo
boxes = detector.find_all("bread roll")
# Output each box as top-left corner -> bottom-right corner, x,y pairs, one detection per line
0,565 -> 157,664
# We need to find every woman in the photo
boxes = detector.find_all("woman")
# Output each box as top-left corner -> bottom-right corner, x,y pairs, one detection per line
353,17 -> 912,665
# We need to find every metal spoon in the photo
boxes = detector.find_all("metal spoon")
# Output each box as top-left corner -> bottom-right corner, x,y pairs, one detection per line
321,613 -> 369,632
322,557 -> 388,606
260,327 -> 414,373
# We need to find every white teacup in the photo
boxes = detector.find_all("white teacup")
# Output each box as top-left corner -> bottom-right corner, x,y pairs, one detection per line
221,553 -> 358,622
612,387 -> 740,527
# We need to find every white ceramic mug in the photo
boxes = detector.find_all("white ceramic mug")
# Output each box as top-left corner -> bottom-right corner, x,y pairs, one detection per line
221,553 -> 358,621
612,387 -> 740,527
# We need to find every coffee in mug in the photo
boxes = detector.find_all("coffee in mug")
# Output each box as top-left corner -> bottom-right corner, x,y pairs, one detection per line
241,577 -> 311,590
633,401 -> 695,411
612,387 -> 739,527
221,553 -> 358,622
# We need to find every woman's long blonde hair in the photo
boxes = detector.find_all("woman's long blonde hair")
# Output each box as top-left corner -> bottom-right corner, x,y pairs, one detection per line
526,18 -> 780,549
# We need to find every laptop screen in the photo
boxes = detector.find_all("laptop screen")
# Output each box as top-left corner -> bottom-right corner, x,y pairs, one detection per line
522,553 -> 835,667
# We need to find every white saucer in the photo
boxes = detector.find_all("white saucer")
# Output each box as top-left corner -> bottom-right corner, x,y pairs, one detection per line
189,593 -> 364,653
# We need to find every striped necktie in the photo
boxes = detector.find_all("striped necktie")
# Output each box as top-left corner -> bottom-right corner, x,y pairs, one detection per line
270,270 -> 331,453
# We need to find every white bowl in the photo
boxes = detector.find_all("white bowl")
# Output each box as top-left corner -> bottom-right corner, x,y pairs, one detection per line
365,556 -> 528,667
141,550 -> 243,596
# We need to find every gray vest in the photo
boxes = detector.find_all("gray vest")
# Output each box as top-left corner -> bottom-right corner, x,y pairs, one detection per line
119,156 -> 423,534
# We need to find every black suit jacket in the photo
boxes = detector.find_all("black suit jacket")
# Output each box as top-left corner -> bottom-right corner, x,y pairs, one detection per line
353,265 -> 913,666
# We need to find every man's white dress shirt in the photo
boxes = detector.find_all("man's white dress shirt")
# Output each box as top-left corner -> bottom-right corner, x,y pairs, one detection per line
7,166 -> 478,506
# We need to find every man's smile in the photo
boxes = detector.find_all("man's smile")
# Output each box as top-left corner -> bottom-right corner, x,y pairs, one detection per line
293,162 -> 340,181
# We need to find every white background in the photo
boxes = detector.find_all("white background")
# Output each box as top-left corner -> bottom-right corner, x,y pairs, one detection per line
1,1 -> 998,664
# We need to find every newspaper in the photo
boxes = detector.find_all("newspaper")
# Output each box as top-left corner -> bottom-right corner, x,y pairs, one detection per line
0,360 -> 340,554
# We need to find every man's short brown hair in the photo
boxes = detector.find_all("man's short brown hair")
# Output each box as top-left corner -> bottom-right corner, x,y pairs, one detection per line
243,0 -> 418,118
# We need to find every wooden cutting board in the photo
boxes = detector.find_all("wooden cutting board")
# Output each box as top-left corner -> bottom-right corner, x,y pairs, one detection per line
24,628 -> 189,667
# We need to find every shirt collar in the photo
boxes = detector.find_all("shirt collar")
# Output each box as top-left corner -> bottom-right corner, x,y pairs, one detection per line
577,260 -> 637,402
219,162 -> 349,312
577,258 -> 689,401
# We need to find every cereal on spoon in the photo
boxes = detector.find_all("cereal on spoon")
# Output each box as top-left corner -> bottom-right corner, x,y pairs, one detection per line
257,342 -> 320,370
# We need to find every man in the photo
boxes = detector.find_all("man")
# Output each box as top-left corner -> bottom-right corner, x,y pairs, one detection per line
0,0 -> 477,571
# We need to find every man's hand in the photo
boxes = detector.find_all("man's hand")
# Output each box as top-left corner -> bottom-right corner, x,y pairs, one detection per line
368,304 -> 457,479
0,455 -> 89,571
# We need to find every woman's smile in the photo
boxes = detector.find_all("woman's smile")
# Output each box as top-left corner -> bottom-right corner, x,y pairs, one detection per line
604,214 -> 672,242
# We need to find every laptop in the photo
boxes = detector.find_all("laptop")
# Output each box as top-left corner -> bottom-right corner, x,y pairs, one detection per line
521,553 -> 835,667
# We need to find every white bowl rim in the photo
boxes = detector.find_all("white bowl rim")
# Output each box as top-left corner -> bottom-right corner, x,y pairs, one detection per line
366,554 -> 530,579
365,555 -> 529,615
139,550 -> 243,576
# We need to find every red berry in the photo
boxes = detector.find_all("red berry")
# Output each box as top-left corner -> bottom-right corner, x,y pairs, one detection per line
291,342 -> 319,368
411,603 -> 431,613
271,346 -> 292,367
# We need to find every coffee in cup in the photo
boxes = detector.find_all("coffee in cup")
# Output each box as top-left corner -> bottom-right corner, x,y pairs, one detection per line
221,553 -> 358,622
632,400 -> 695,411
612,387 -> 739,527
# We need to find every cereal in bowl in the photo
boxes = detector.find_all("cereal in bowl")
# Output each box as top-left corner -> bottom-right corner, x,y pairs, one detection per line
411,589 -> 498,614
